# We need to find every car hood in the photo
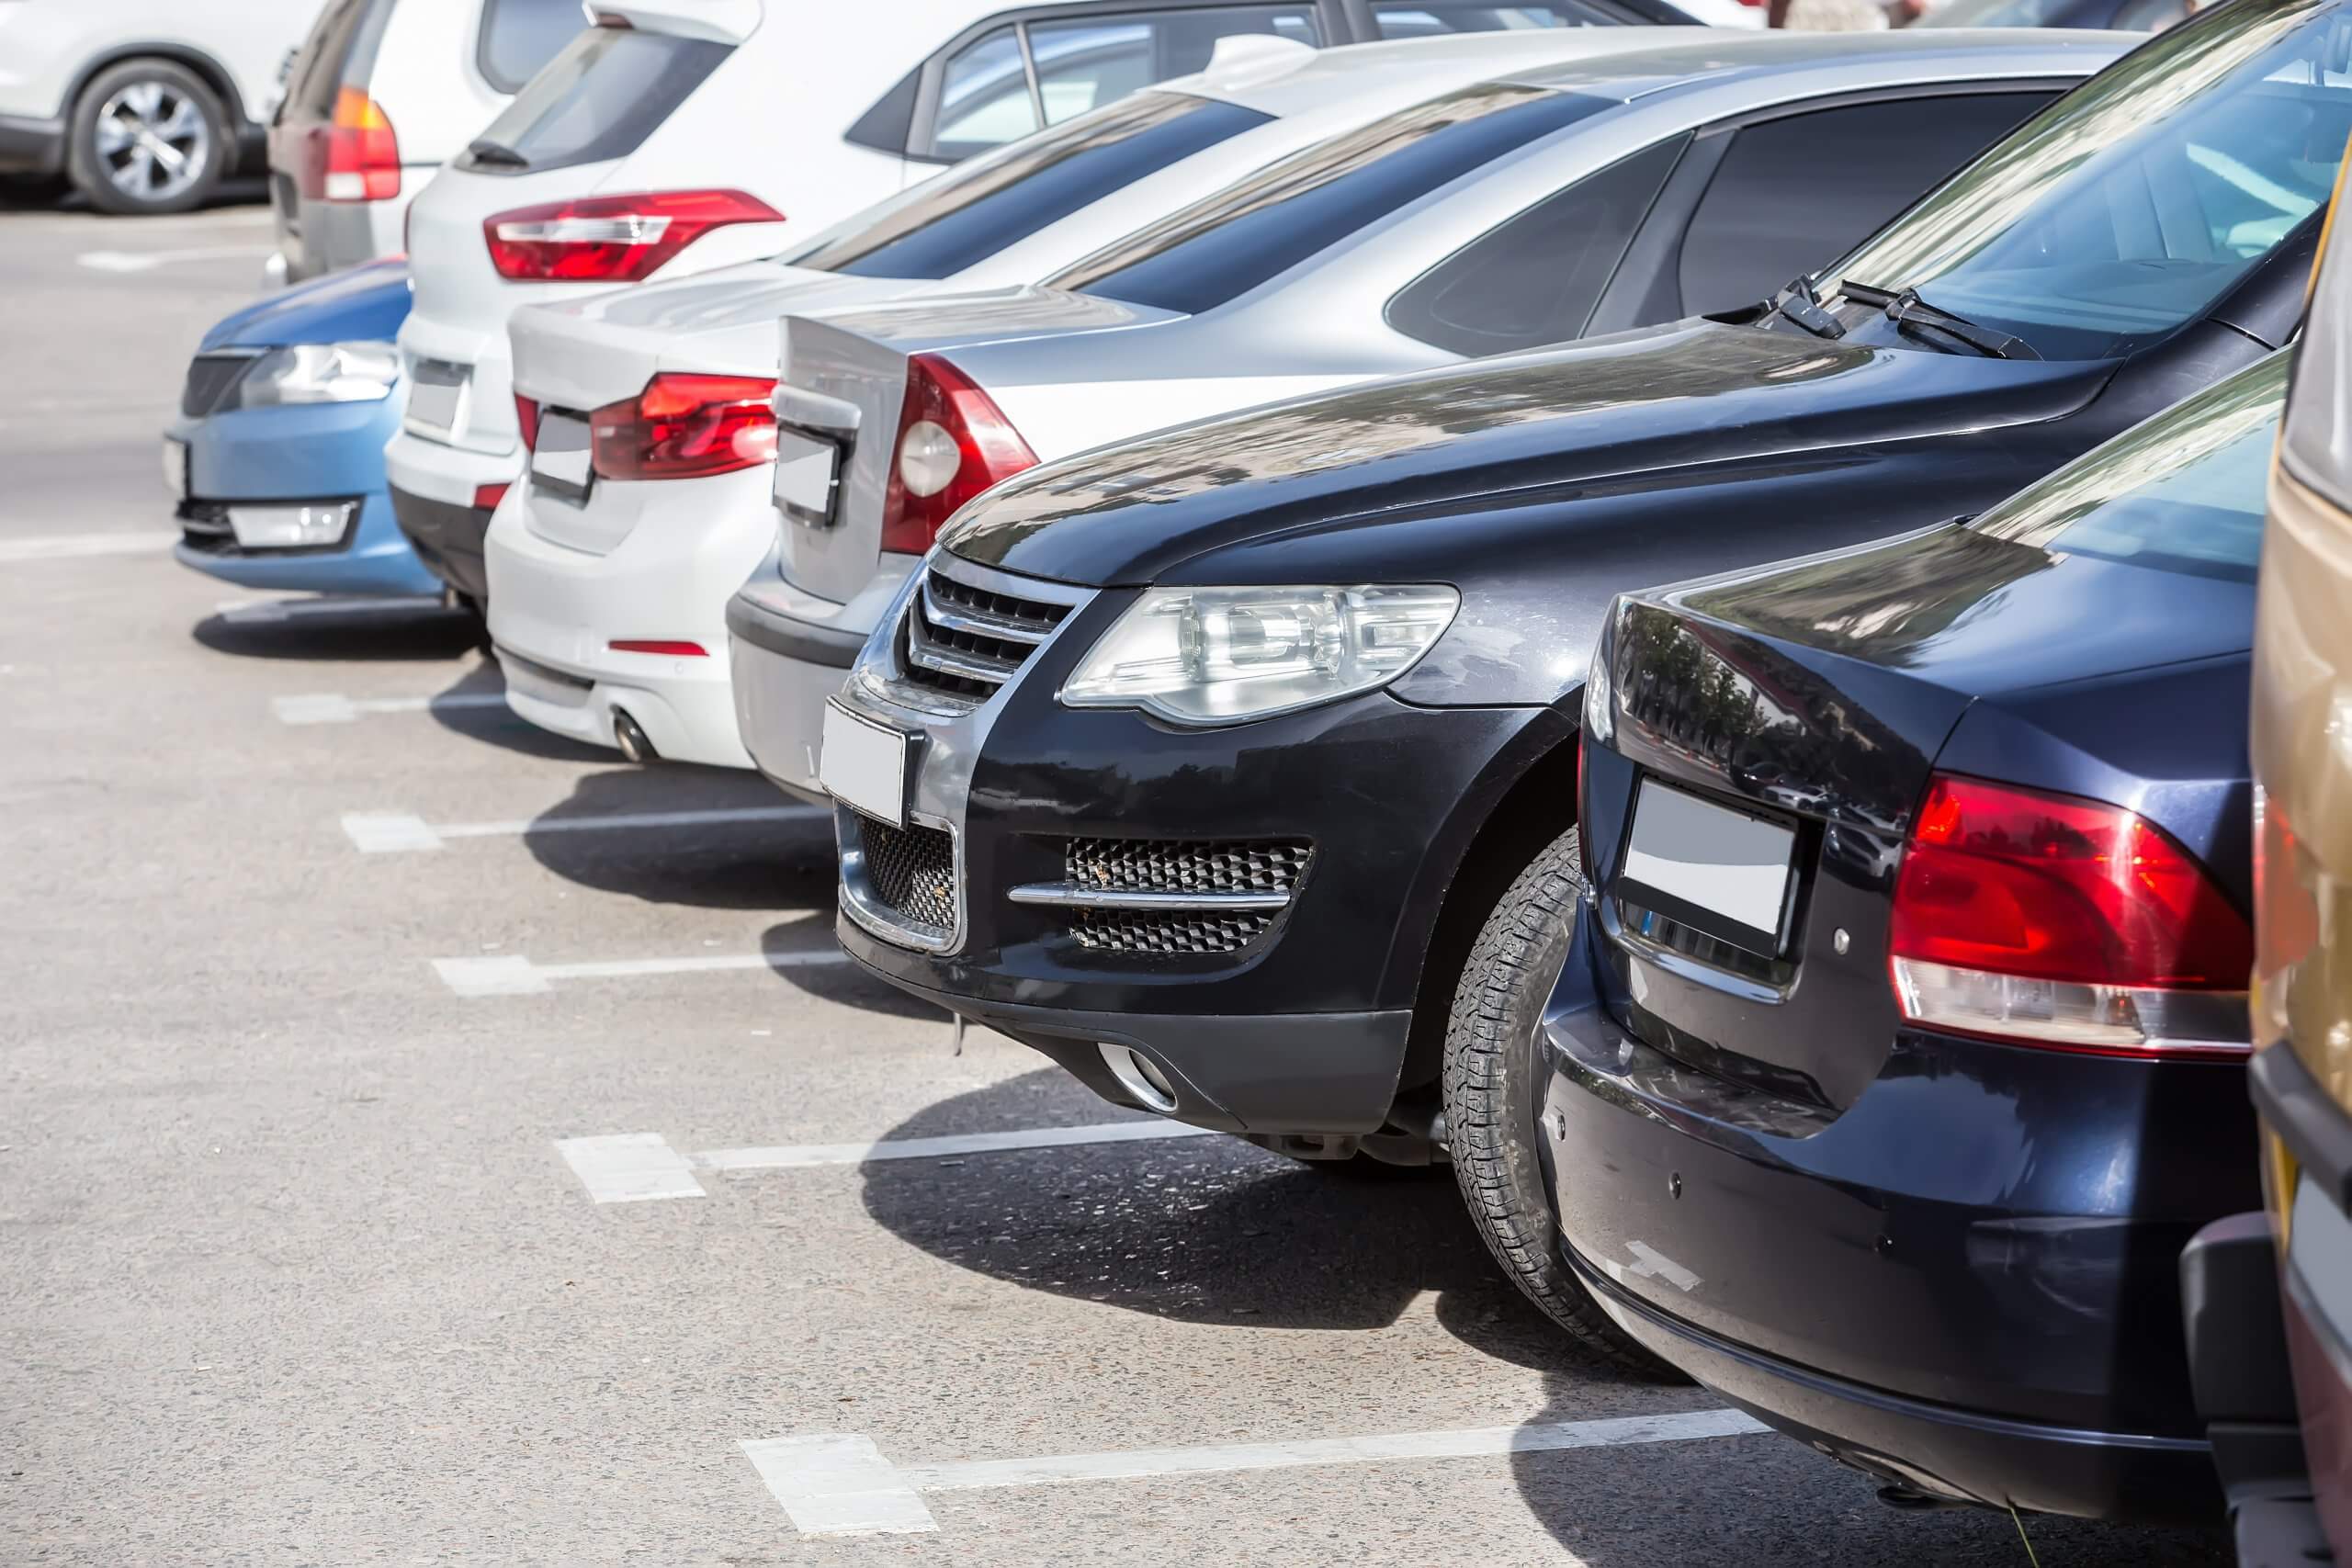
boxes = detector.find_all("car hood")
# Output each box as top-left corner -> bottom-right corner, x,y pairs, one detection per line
940,319 -> 2114,588
202,258 -> 411,351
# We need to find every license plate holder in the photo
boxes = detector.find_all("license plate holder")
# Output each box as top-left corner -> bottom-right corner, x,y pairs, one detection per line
820,699 -> 912,828
406,359 -> 467,436
773,426 -> 840,528
1615,779 -> 1797,954
531,410 -> 594,505
162,435 -> 188,500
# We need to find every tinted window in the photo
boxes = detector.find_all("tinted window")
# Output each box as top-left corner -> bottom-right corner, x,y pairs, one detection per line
458,27 -> 731,175
1824,0 -> 2352,360
1372,2 -> 1606,33
478,0 -> 589,93
1974,349 -> 2288,581
1031,9 -> 1318,126
1680,93 -> 2051,316
794,95 -> 1271,279
1919,0 -> 2085,24
1387,134 -> 1684,355
1054,85 -> 1618,314
282,0 -> 396,121
936,26 -> 1037,159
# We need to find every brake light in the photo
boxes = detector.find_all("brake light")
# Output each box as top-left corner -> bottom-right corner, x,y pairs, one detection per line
879,353 -> 1036,555
589,373 -> 775,481
608,640 -> 707,657
514,395 -> 541,453
1888,773 -> 2252,1056
482,190 -> 782,283
299,86 -> 400,204
473,482 -> 509,512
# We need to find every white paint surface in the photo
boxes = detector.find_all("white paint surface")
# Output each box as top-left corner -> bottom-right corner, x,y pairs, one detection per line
0,532 -> 175,562
434,947 -> 845,996
697,1120 -> 1222,1172
79,245 -> 272,274
277,692 -> 508,725
752,1409 -> 1768,1536
557,1133 -> 707,1202
348,805 -> 827,853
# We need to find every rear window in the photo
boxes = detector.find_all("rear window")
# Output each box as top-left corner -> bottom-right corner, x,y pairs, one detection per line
789,93 -> 1271,280
477,0 -> 590,94
1051,85 -> 1615,315
456,26 -> 731,175
281,0 -> 396,121
1973,349 -> 2289,583
1371,3 -> 1611,34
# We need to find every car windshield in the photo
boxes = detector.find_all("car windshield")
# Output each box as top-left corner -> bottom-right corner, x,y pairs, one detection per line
1972,348 -> 2289,581
1819,0 -> 2352,359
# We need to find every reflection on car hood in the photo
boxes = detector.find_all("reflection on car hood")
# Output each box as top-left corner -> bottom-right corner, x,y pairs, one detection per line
202,258 -> 411,351
941,319 -> 2113,587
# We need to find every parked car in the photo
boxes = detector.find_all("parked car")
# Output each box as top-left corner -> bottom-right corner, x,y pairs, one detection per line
384,0 -> 1704,616
737,26 -> 2122,801
268,0 -> 590,286
0,0 -> 316,214
489,29 -> 1700,771
164,259 -> 439,599
815,0 -> 2341,1355
2180,151 -> 2352,1564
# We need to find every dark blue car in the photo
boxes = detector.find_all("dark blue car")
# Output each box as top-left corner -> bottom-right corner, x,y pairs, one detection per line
1546,350 -> 2283,1521
165,259 -> 437,599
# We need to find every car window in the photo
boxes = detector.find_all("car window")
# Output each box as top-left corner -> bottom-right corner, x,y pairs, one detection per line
791,93 -> 1272,278
478,0 -> 590,94
1680,92 -> 2055,316
936,26 -> 1038,158
1053,85 -> 1619,315
1973,349 -> 2289,581
457,26 -> 732,175
1385,134 -> 1685,355
1030,9 -> 1319,127
1821,0 -> 2352,360
282,0 -> 397,121
1371,2 -> 1609,33
1918,0 -> 2083,25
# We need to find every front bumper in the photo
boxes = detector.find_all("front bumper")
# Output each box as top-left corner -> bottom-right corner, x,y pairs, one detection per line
0,112 -> 63,177
1543,897 -> 2253,1522
830,556 -> 1561,1136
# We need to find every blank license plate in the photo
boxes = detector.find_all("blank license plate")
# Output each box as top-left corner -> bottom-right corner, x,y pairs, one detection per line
1619,780 -> 1795,948
531,410 -> 593,503
406,361 -> 466,435
773,427 -> 839,526
820,700 -> 910,827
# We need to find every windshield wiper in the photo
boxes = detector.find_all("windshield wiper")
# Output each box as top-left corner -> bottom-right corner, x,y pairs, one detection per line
1769,275 -> 1844,340
465,138 -> 529,169
1841,280 -> 2039,361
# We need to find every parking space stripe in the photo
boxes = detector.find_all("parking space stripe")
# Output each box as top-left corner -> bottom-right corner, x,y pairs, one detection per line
557,1134 -> 707,1202
220,595 -> 450,625
0,532 -> 175,563
352,804 -> 828,854
750,1410 -> 1769,1537
435,946 -> 845,997
275,692 -> 509,725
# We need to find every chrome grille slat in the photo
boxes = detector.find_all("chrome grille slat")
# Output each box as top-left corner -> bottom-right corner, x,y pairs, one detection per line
896,557 -> 1078,701
920,577 -> 1052,645
1037,838 -> 1310,955
904,613 -> 1027,682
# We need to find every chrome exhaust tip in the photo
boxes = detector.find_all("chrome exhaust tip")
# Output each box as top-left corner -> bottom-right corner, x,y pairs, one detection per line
1097,1043 -> 1179,1114
612,708 -> 657,764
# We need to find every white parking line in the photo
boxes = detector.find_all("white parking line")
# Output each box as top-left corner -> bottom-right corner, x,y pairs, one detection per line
277,692 -> 510,726
558,1121 -> 1222,1201
220,594 -> 450,625
0,531 -> 175,563
742,1409 -> 1770,1537
77,245 -> 272,274
348,804 -> 828,853
435,946 -> 844,998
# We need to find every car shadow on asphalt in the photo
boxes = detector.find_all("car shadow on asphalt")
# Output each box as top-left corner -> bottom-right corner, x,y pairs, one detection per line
420,660 -> 618,762
191,601 -> 481,662
762,918 -> 947,1021
516,765 -> 838,911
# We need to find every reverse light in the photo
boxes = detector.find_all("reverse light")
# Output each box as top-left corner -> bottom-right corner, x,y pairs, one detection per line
879,354 -> 1036,554
298,86 -> 401,203
482,189 -> 781,283
1888,773 -> 2253,1055
590,373 -> 776,481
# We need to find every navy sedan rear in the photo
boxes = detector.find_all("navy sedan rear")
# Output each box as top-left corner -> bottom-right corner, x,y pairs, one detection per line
1550,351 -> 2283,1521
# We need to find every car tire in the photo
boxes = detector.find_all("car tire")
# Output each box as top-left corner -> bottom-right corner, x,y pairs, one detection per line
1442,825 -> 1681,1378
67,59 -> 229,216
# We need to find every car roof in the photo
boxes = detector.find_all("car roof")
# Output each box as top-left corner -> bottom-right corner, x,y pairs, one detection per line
1502,25 -> 2132,102
1188,27 -> 1710,114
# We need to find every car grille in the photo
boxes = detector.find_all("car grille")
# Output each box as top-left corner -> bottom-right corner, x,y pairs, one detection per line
899,559 -> 1075,701
181,353 -> 255,418
1068,838 -> 1309,898
177,500 -> 234,553
1071,908 -> 1276,955
854,815 -> 956,933
1015,837 -> 1312,957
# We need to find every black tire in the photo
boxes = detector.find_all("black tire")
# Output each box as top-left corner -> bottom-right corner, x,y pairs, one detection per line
67,59 -> 229,216
1442,826 -> 1683,1378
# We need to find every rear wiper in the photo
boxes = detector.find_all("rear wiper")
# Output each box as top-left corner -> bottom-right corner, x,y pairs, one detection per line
465,138 -> 529,169
1769,275 -> 1844,340
1840,280 -> 2039,361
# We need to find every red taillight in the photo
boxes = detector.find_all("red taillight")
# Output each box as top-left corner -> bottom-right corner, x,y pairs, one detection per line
299,86 -> 400,203
608,640 -> 707,658
2254,784 -> 2319,991
1888,773 -> 2253,1055
878,353 -> 1036,555
482,189 -> 782,283
473,482 -> 510,512
514,395 -> 541,453
589,373 -> 776,482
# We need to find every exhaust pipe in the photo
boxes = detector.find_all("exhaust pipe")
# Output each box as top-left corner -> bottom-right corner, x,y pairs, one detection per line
1097,1043 -> 1179,1113
612,708 -> 657,764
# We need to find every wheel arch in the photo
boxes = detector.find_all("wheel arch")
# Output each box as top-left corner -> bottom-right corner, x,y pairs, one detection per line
67,44 -> 252,136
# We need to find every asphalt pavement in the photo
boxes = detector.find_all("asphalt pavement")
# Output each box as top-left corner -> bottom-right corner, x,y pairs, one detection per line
0,199 -> 2238,1565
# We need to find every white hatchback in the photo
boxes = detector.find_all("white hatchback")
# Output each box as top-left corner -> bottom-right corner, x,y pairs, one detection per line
483,28 -> 1683,770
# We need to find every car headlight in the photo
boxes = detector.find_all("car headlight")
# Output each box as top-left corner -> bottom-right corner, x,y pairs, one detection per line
1058,584 -> 1460,727
227,342 -> 401,410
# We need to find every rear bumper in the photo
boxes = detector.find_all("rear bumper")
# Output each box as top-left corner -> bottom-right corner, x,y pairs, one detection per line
389,484 -> 492,602
0,112 -> 63,177
723,558 -> 914,799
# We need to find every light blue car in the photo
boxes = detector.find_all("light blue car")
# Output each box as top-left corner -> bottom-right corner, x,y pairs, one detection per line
166,259 -> 439,598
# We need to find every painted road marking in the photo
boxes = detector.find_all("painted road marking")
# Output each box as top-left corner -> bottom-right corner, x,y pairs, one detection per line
0,531 -> 175,563
347,804 -> 828,853
745,1409 -> 1770,1537
277,692 -> 509,726
78,245 -> 273,274
559,1122 -> 1222,1202
435,946 -> 845,998
220,594 -> 450,625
